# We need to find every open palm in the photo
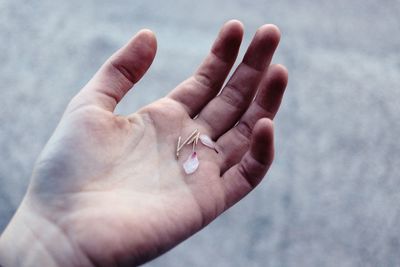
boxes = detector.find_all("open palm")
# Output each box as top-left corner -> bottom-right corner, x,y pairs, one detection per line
1,20 -> 287,267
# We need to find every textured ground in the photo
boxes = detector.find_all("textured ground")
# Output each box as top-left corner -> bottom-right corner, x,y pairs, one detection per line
1,0 -> 400,266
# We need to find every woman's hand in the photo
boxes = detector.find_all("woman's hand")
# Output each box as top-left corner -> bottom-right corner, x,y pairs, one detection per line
0,20 -> 287,267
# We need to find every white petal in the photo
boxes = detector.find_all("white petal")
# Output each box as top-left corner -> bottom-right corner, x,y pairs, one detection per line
199,134 -> 215,149
183,152 -> 199,174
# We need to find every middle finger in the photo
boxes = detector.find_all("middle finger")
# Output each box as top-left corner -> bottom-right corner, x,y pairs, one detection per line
195,24 -> 280,139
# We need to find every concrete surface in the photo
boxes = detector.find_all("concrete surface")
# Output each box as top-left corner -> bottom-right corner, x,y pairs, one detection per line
1,0 -> 400,266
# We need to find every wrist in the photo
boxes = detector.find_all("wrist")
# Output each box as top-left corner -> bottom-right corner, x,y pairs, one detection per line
0,198 -> 92,267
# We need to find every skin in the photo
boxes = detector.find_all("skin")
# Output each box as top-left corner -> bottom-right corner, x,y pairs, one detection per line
0,20 -> 288,267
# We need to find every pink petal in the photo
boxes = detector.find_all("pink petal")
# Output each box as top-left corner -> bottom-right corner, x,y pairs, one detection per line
183,152 -> 199,174
199,134 -> 215,149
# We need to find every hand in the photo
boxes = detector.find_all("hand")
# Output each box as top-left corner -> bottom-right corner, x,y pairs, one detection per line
0,20 -> 287,267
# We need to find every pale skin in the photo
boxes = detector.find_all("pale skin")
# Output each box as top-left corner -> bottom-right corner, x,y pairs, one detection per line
0,20 -> 288,266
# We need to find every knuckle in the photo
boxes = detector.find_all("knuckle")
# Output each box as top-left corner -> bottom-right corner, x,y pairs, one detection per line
194,72 -> 214,89
235,120 -> 253,140
109,59 -> 139,84
220,84 -> 246,108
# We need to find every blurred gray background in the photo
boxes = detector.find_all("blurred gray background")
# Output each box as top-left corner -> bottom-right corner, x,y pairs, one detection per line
1,0 -> 400,266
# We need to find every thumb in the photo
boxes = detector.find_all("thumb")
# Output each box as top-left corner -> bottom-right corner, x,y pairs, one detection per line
73,29 -> 157,112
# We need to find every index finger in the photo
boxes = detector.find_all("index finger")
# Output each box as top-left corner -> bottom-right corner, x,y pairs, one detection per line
168,20 -> 243,117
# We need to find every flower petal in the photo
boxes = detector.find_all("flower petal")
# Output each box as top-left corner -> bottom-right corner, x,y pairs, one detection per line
183,152 -> 199,174
199,134 -> 215,149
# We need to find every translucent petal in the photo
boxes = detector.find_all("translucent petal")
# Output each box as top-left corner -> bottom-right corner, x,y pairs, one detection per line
183,152 -> 199,174
199,134 -> 215,149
